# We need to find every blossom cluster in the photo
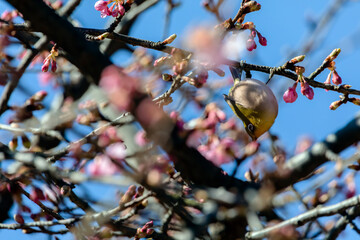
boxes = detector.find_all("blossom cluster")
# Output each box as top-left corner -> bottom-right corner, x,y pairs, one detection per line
237,22 -> 267,51
94,0 -> 133,18
283,50 -> 344,105
41,45 -> 58,73
283,66 -> 314,103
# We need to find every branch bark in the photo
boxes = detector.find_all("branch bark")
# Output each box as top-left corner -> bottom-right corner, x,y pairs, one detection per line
246,194 -> 360,239
267,114 -> 360,191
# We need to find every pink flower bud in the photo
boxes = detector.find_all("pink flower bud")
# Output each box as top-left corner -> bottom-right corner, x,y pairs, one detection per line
94,0 -> 110,18
30,213 -> 40,221
300,81 -> 314,100
197,70 -> 208,85
246,38 -> 257,51
50,60 -> 57,72
120,185 -> 136,204
135,130 -> 148,146
41,59 -> 50,72
21,205 -> 31,213
283,83 -> 298,103
332,70 -> 342,85
324,72 -> 331,92
14,214 -> 24,224
257,31 -> 267,46
94,1 -> 108,11
144,220 -> 153,228
251,29 -> 257,38
30,187 -> 45,203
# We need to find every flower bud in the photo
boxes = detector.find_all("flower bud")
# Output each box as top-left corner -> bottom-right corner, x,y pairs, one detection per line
300,81 -> 314,100
41,59 -> 50,72
14,214 -> 24,224
324,72 -> 331,92
295,66 -> 305,75
332,70 -> 342,85
60,185 -> 71,197
9,137 -> 18,151
21,205 -> 31,213
329,100 -> 342,110
162,34 -> 177,45
242,22 -> 255,30
243,1 -> 261,12
289,55 -> 305,64
246,38 -> 257,51
32,90 -> 48,102
283,83 -> 298,103
349,98 -> 360,106
50,60 -> 57,72
162,73 -> 172,82
119,185 -> 136,205
257,31 -> 267,46
30,187 -> 45,203
96,32 -> 109,41
21,135 -> 31,149
325,48 -> 341,62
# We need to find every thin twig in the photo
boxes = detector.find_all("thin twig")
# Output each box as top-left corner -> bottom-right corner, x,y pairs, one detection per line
0,123 -> 64,141
246,194 -> 360,239
46,112 -> 132,163
290,185 -> 327,234
0,0 -> 84,116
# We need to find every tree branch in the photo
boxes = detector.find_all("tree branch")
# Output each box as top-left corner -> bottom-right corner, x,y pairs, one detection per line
246,194 -> 360,239
267,113 -> 360,191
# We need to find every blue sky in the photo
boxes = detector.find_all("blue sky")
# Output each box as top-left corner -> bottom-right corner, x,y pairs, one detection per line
1,0 -> 360,239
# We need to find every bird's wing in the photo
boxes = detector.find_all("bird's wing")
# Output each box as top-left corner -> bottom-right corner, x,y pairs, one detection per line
223,94 -> 253,127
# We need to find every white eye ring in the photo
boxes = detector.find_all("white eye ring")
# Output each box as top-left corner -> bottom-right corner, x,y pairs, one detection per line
247,123 -> 254,133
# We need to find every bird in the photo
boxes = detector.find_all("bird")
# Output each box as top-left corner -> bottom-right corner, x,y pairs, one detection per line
224,67 -> 278,140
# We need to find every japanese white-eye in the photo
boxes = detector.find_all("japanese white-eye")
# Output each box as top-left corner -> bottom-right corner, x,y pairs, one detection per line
224,69 -> 278,140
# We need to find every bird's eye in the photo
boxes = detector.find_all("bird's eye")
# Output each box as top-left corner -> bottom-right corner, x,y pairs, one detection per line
247,123 -> 254,133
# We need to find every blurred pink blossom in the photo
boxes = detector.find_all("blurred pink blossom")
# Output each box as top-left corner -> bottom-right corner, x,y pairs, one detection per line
295,135 -> 313,154
184,26 -> 224,65
106,142 -> 126,161
98,126 -> 122,147
135,130 -> 148,146
197,137 -> 237,166
94,0 -> 110,17
170,111 -> 185,130
88,154 -> 119,176
100,65 -> 139,112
